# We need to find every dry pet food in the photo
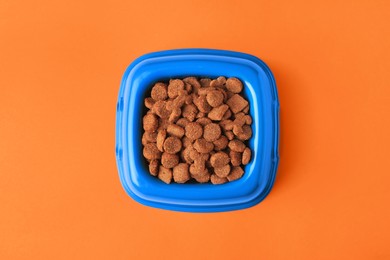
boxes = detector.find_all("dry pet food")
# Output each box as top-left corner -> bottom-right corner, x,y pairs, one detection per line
142,76 -> 253,184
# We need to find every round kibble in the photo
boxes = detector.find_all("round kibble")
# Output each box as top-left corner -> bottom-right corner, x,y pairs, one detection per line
163,136 -> 182,154
161,152 -> 179,168
203,123 -> 221,142
206,90 -> 224,107
151,82 -> 168,101
192,170 -> 210,183
228,139 -> 246,152
210,152 -> 230,168
185,122 -> 203,140
143,114 -> 158,132
213,135 -> 228,151
173,163 -> 190,183
210,174 -> 228,184
193,138 -> 214,153
168,79 -> 185,99
227,166 -> 244,182
214,164 -> 231,178
142,131 -> 157,143
226,77 -> 243,93
143,143 -> 161,160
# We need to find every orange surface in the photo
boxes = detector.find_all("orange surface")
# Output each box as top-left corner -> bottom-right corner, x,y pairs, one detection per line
1,0 -> 390,259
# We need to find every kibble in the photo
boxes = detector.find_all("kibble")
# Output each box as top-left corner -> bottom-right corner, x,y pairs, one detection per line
142,76 -> 253,184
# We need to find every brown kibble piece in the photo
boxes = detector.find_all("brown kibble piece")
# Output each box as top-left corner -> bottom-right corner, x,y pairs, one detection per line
210,174 -> 228,184
143,114 -> 158,132
208,104 -> 229,121
152,100 -> 171,118
168,108 -> 181,123
196,112 -> 206,118
200,78 -> 211,87
230,150 -> 242,166
226,91 -> 235,99
182,145 -> 195,163
176,118 -> 190,128
183,77 -> 201,91
158,166 -> 172,184
189,163 -> 206,176
235,125 -> 252,141
142,131 -> 157,144
228,139 -> 246,152
182,136 -> 193,148
163,136 -> 182,154
227,94 -> 249,114
182,104 -> 198,121
220,120 -> 234,131
192,170 -> 210,183
214,164 -> 231,178
167,124 -> 185,138
156,129 -> 166,152
196,117 -> 212,126
193,95 -> 212,113
151,82 -> 168,101
227,166 -> 244,182
242,147 -> 251,165
245,115 -> 252,125
157,118 -> 169,131
213,135 -> 228,151
149,159 -> 159,176
206,90 -> 224,107
203,123 -> 221,142
193,138 -> 214,153
185,122 -> 203,140
185,83 -> 192,93
161,152 -> 179,168
173,93 -> 187,108
225,131 -> 234,140
242,105 -> 249,114
145,97 -> 155,109
226,77 -> 243,93
234,112 -> 246,126
173,163 -> 190,183
198,87 -> 215,96
222,109 -> 232,120
143,143 -> 161,160
168,79 -> 185,99
210,152 -> 230,168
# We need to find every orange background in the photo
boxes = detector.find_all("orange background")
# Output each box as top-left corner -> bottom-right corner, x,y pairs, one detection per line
1,0 -> 389,259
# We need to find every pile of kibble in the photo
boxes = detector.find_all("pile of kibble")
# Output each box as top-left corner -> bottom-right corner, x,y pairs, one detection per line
142,76 -> 252,184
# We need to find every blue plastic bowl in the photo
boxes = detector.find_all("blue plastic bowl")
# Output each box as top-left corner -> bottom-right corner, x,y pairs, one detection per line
115,49 -> 279,212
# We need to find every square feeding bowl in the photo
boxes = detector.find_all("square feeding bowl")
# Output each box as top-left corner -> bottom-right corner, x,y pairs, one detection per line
115,49 -> 279,212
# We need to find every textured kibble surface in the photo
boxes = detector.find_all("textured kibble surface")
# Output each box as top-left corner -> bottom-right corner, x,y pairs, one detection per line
142,76 -> 252,184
